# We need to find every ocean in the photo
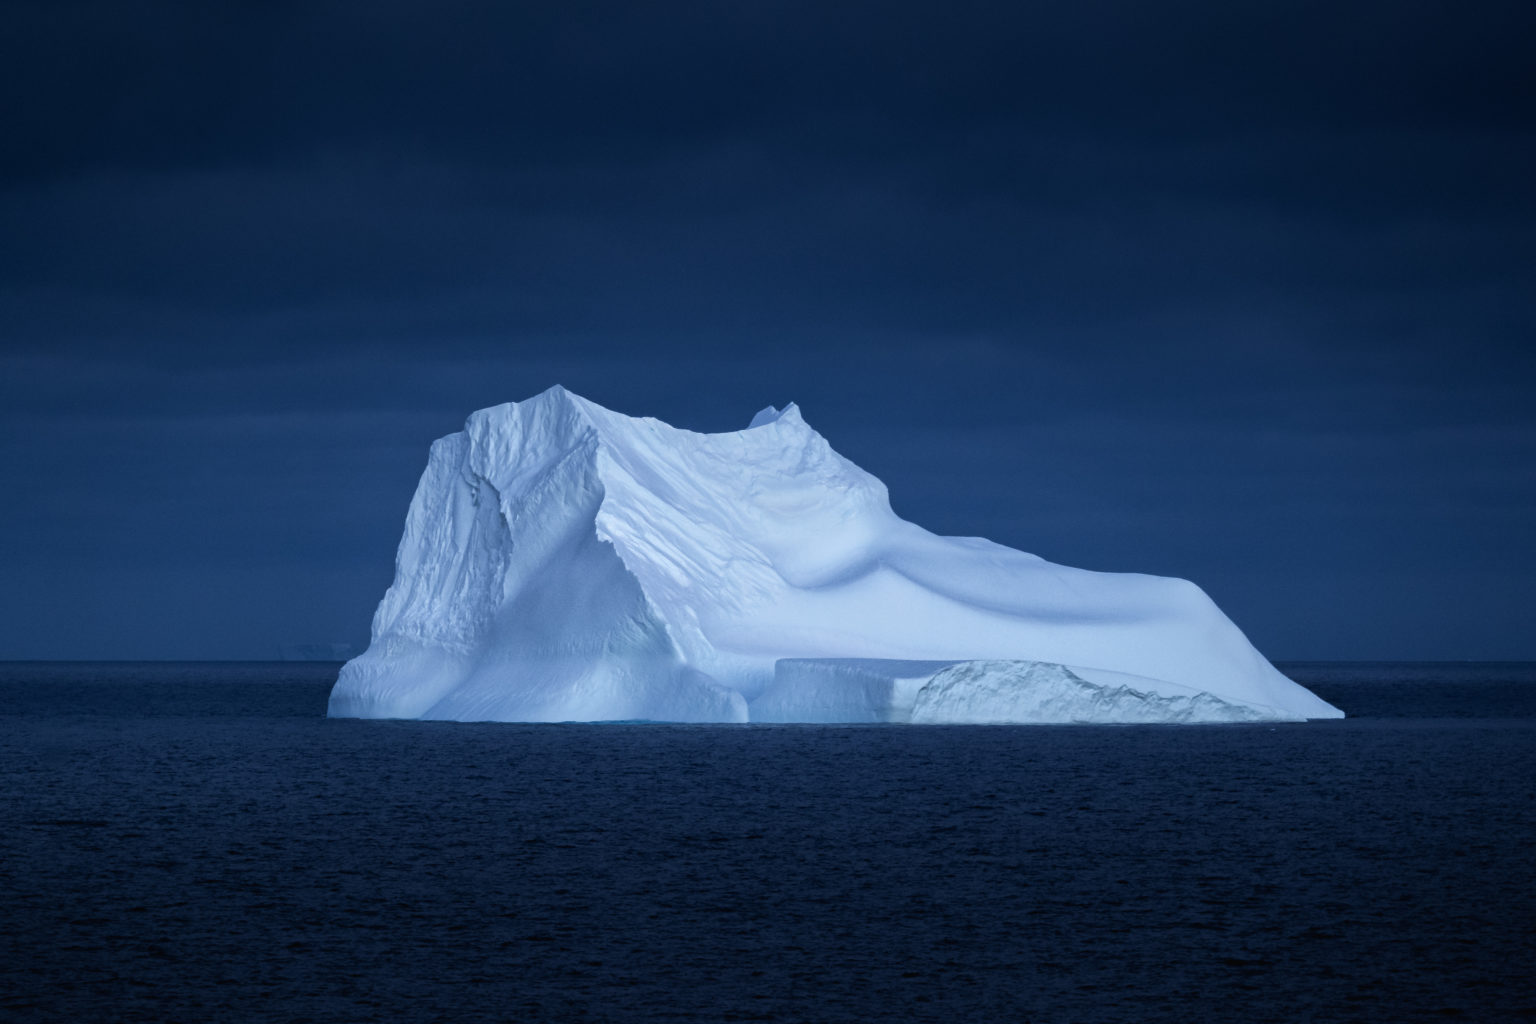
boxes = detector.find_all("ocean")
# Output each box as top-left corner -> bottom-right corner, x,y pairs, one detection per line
2,661 -> 1533,1022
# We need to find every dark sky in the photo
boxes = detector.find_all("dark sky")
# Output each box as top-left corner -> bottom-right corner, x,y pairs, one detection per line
3,1 -> 1533,660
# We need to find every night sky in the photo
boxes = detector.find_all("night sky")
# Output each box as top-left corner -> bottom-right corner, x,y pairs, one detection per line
3,1 -> 1533,660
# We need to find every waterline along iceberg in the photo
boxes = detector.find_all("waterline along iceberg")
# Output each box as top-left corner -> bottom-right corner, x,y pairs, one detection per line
328,387 -> 1341,724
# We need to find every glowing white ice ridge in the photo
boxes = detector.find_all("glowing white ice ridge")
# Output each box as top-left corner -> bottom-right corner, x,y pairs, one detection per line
328,386 -> 1341,723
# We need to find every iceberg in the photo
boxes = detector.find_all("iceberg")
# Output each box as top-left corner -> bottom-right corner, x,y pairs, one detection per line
328,386 -> 1341,723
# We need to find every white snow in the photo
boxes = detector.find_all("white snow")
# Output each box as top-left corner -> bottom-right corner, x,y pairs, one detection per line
328,386 -> 1342,723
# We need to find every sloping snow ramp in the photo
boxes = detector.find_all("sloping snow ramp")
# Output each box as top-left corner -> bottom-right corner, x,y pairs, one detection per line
328,386 -> 1341,723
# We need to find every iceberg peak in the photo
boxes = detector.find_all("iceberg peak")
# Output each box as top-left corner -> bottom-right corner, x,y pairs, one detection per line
329,388 -> 1341,723
748,402 -> 804,429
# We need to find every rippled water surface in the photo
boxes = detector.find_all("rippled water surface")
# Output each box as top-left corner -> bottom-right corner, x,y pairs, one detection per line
3,662 -> 1534,1022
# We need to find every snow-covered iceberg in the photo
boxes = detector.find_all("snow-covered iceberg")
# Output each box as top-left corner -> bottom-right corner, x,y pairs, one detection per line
328,386 -> 1341,724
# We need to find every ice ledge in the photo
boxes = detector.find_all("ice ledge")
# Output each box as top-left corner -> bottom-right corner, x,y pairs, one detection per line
750,658 -> 1304,724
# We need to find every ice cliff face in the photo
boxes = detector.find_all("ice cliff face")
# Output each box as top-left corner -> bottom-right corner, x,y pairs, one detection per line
327,386 -> 1342,723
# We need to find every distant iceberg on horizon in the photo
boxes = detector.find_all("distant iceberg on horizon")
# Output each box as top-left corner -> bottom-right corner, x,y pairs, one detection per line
327,386 -> 1341,724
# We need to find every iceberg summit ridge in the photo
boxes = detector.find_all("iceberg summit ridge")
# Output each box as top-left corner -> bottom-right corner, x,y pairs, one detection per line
328,386 -> 1342,723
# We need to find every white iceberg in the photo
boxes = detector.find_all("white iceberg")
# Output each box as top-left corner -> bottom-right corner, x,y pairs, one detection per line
328,386 -> 1341,723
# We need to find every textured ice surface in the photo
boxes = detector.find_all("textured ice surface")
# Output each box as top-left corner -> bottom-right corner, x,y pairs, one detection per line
909,660 -> 1290,724
328,387 -> 1341,723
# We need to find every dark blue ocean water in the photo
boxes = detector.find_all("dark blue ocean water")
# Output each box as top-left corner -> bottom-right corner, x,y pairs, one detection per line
2,662 -> 1534,1023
